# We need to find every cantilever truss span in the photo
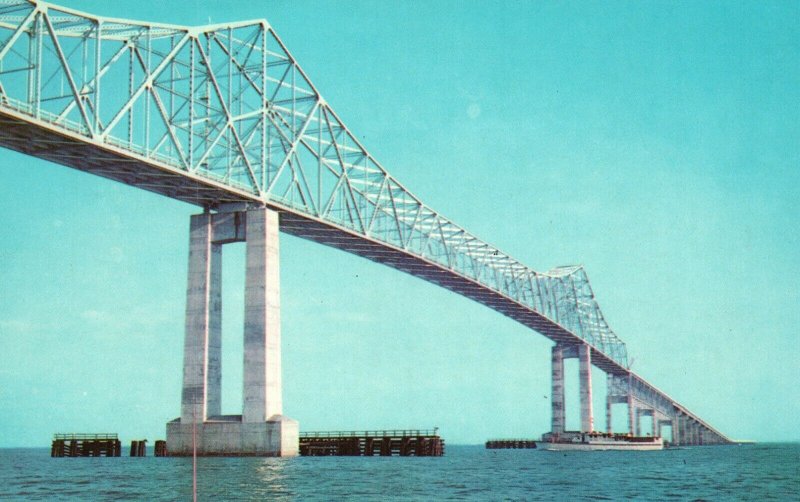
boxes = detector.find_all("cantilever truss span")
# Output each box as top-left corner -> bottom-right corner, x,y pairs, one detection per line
0,0 -> 731,444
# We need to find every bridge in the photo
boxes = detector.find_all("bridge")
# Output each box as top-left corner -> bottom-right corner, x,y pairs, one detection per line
0,0 -> 732,454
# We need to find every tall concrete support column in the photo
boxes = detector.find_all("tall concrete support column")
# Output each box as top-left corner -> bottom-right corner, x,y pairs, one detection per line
605,373 -> 613,433
627,388 -> 634,434
634,408 -> 641,436
180,214 -> 222,424
551,345 -> 565,434
578,344 -> 594,432
652,413 -> 657,438
672,418 -> 679,445
207,243 -> 222,419
679,415 -> 688,445
685,417 -> 693,445
243,208 -> 283,423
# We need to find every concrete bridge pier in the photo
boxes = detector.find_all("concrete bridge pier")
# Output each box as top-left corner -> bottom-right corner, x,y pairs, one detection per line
634,408 -> 655,436
550,343 -> 594,434
627,392 -> 635,435
680,415 -> 702,446
657,419 -> 672,441
166,207 -> 298,456
578,344 -> 594,433
678,414 -> 689,445
551,345 -> 566,434
605,373 -> 630,433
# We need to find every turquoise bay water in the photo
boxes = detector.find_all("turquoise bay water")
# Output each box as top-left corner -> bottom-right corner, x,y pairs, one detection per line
1,444 -> 798,500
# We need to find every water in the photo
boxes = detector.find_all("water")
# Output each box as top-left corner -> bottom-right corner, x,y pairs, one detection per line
1,444 -> 798,500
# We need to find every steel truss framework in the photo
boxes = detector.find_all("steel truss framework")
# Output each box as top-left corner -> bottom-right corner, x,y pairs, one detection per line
0,1 -> 729,444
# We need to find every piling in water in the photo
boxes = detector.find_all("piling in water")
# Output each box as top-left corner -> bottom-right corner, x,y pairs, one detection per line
51,434 -> 121,457
485,439 -> 537,449
299,429 -> 444,457
130,440 -> 147,457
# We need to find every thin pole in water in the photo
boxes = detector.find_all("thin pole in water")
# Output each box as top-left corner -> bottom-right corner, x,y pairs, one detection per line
192,407 -> 197,502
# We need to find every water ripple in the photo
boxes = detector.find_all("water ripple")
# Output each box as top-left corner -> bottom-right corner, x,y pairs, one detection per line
0,444 -> 797,500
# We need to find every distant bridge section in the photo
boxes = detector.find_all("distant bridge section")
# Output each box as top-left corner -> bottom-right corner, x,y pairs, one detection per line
0,0 -> 731,446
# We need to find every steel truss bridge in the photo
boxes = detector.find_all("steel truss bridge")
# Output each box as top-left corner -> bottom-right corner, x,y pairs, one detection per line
0,0 -> 731,445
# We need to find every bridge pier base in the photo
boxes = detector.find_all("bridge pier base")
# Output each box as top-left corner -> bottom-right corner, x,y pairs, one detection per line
166,207 -> 298,457
166,416 -> 298,456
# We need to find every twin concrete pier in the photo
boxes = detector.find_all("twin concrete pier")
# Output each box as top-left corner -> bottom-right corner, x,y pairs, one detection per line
166,207 -> 298,456
551,344 -> 594,434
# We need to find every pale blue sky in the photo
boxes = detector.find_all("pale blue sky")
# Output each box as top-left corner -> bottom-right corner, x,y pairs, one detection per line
0,0 -> 798,446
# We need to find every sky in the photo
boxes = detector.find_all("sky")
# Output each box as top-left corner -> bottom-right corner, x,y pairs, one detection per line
0,0 -> 798,446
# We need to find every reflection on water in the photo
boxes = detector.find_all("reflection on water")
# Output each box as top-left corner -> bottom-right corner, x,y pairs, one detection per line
251,459 -> 291,499
0,444 -> 798,500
